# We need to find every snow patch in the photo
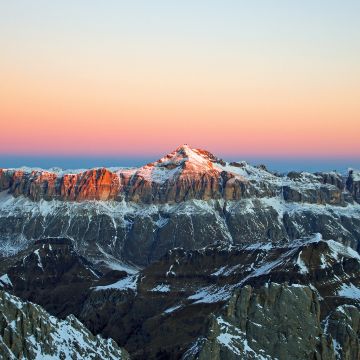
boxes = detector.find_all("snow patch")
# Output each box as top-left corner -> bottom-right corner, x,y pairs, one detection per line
33,249 -> 44,271
151,284 -> 171,293
188,286 -> 232,304
327,240 -> 360,261
211,265 -> 241,277
338,283 -> 360,300
296,251 -> 308,274
0,274 -> 12,287
95,274 -> 138,292
164,305 -> 182,314
216,316 -> 272,359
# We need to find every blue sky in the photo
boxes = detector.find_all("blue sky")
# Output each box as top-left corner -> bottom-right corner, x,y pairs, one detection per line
1,1 -> 359,164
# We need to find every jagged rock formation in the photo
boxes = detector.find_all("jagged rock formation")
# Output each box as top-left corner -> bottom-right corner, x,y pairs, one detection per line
347,169 -> 360,203
79,236 -> 360,359
0,238 -> 101,318
0,290 -> 129,359
184,287 -> 360,360
183,284 -> 337,360
2,234 -> 357,359
323,304 -> 360,360
0,167 -> 120,202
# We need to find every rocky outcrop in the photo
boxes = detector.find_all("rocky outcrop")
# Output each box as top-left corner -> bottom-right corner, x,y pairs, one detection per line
74,236 -> 360,359
282,184 -> 343,205
0,290 -> 129,359
0,169 -> 12,190
347,169 -> 360,203
183,284 -> 336,360
323,305 -> 360,360
0,238 -> 101,318
316,171 -> 345,190
187,288 -> 360,360
0,168 -> 121,201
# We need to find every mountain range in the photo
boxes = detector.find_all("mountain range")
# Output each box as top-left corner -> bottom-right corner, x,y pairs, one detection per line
0,145 -> 359,359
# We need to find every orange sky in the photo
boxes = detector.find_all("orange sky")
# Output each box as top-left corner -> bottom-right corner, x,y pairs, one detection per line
0,1 -> 359,157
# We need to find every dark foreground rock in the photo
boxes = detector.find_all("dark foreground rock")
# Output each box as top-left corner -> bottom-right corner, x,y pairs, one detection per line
184,285 -> 360,360
1,235 -> 359,359
0,234 -> 360,360
0,290 -> 129,359
0,238 -> 101,318
183,284 -> 335,360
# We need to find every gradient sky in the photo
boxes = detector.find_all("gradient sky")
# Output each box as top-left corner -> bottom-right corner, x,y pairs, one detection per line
0,1 -> 359,167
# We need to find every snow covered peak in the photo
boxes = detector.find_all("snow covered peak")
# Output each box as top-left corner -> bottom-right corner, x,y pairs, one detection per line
174,143 -> 193,154
138,145 -> 221,175
119,145 -> 224,184
154,144 -> 219,169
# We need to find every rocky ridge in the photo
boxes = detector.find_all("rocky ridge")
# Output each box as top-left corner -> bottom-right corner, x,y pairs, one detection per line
1,235 -> 359,359
0,290 -> 129,359
1,145 -> 358,205
83,235 -> 360,359
183,284 -> 351,360
0,238 -> 101,318
0,188 -> 359,267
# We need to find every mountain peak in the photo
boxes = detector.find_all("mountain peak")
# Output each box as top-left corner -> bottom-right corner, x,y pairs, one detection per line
155,144 -> 219,168
174,143 -> 193,153
131,145 -> 221,184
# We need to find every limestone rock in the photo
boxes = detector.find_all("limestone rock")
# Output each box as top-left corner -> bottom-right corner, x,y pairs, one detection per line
0,290 -> 129,359
183,284 -> 336,360
323,305 -> 360,360
347,169 -> 360,203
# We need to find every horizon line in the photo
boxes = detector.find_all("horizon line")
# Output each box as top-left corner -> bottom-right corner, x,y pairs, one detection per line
0,151 -> 359,161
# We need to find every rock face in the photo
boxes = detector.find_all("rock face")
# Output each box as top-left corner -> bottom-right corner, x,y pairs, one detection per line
323,305 -> 360,360
0,238 -> 101,318
0,168 -> 120,202
347,169 -> 360,203
1,192 -> 359,267
316,171 -> 345,190
185,286 -> 360,360
184,284 -> 335,360
0,145 -> 249,202
0,290 -> 129,360
1,182 -> 360,269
